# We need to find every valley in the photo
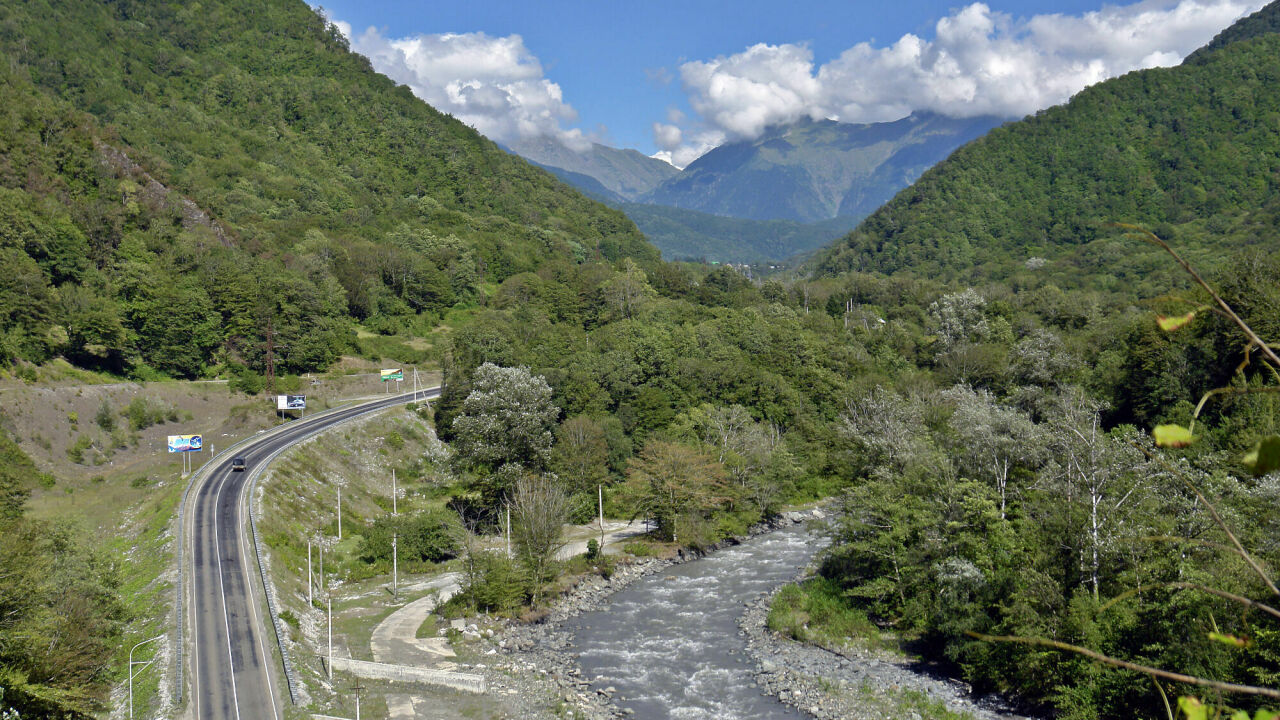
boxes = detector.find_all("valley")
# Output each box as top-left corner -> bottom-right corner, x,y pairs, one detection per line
0,1 -> 1278,719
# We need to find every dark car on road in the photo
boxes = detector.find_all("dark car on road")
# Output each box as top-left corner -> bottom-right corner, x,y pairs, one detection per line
231,457 -> 246,471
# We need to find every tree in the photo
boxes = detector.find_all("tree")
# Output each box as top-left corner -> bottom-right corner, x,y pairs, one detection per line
551,415 -> 610,496
625,440 -> 730,543
451,363 -> 560,505
510,473 -> 569,601
944,385 -> 1045,519
1043,389 -> 1147,601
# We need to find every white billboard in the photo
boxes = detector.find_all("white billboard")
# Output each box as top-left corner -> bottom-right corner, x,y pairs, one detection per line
277,395 -> 306,410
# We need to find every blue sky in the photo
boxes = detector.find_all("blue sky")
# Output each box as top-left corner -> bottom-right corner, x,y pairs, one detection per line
317,1 -> 1264,165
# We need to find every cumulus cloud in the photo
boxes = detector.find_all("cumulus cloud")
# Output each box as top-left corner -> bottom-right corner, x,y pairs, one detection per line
657,0 -> 1264,166
342,26 -> 591,150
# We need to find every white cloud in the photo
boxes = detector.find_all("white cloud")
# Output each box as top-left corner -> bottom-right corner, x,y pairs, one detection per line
343,27 -> 591,150
657,0 -> 1265,165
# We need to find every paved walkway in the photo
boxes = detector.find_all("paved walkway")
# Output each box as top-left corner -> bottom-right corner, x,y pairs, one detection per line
370,573 -> 462,666
373,520 -> 649,718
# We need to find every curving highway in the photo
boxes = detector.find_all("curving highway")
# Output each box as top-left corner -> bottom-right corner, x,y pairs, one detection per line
183,388 -> 441,719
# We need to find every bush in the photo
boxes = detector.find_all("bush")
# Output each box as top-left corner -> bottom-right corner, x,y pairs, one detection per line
66,434 -> 93,464
228,366 -> 265,395
359,509 -> 459,564
124,396 -> 173,431
767,577 -> 877,649
94,399 -> 114,430
466,551 -> 528,615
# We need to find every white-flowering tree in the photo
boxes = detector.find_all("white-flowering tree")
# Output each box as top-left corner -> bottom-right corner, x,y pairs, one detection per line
944,385 -> 1045,519
451,363 -> 559,505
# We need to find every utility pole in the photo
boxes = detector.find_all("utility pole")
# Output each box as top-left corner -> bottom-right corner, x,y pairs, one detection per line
307,538 -> 313,606
392,532 -> 398,601
506,505 -> 511,558
352,678 -> 364,720
392,469 -> 397,516
327,594 -> 333,681
128,635 -> 164,720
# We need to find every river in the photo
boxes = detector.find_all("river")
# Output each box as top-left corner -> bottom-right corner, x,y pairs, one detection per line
565,524 -> 822,720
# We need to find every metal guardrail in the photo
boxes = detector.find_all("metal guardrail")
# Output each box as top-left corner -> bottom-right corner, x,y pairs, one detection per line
173,390 -> 437,709
246,389 -> 440,705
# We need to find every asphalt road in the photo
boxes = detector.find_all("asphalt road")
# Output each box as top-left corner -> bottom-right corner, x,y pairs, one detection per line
186,388 -> 441,719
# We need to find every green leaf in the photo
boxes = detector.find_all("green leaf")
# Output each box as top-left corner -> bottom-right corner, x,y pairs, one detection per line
1242,435 -> 1280,477
1154,424 -> 1196,448
1157,312 -> 1196,331
1207,631 -> 1250,648
1179,696 -> 1207,720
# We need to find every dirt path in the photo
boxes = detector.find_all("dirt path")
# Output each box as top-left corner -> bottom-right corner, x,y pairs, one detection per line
556,519 -> 648,559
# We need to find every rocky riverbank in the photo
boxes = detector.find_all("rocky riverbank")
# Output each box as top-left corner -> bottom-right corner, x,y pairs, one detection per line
472,509 -> 826,719
738,578 -> 1036,720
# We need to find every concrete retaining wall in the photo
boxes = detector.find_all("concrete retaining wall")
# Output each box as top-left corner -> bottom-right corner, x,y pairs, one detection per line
328,657 -> 487,694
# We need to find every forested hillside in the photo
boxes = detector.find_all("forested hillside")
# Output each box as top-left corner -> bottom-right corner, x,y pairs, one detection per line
0,0 -> 652,379
0,0 -> 1278,718
786,5 -> 1280,718
814,30 -> 1280,290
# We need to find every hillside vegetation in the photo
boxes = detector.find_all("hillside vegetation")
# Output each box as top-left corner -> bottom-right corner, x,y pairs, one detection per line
815,32 -> 1280,290
0,0 -> 653,379
0,0 -> 1279,718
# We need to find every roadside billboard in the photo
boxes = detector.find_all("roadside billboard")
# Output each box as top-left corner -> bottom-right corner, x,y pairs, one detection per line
167,434 -> 202,453
380,369 -> 403,382
277,395 -> 306,410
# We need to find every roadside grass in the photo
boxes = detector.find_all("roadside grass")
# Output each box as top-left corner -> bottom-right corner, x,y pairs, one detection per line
104,473 -> 185,719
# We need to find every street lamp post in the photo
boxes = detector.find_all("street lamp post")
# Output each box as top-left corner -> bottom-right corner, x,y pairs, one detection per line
128,634 -> 165,719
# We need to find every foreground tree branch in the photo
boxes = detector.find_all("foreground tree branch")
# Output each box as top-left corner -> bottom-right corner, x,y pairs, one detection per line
967,631 -> 1280,700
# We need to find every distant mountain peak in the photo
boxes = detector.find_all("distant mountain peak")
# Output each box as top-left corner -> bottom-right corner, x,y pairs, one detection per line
641,113 -> 1005,223
506,136 -> 679,201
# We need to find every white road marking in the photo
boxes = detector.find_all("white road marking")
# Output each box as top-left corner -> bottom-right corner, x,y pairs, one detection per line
193,483 -> 201,720
236,464 -> 282,720
212,470 -> 243,720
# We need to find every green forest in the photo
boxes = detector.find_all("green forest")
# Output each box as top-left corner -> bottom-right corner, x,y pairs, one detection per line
0,0 -> 1278,718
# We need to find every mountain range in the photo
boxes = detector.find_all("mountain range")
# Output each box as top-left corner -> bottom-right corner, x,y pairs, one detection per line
514,112 -> 1004,262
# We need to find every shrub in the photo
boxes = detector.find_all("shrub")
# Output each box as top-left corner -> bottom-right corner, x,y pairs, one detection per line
359,509 -> 459,564
94,399 -> 114,430
66,435 -> 93,463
